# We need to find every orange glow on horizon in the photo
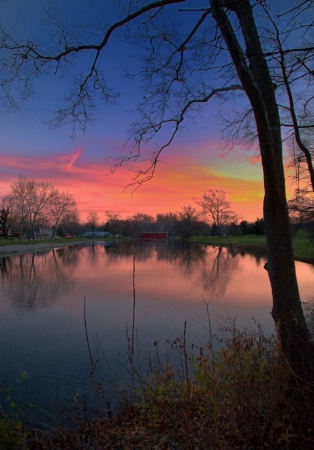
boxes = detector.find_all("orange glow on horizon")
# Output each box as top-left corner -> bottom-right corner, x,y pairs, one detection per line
0,144 -> 265,222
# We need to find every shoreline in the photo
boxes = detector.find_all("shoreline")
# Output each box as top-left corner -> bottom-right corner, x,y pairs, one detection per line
0,238 -> 313,264
0,240 -> 92,257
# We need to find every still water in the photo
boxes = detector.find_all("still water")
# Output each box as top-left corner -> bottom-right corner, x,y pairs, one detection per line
0,240 -> 313,423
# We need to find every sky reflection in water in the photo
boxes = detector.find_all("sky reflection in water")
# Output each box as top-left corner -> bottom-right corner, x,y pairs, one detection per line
0,240 -> 313,421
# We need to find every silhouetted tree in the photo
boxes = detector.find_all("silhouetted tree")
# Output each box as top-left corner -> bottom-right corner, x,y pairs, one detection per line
254,218 -> 265,237
197,189 -> 238,236
86,211 -> 100,236
0,197 -> 11,238
0,0 -> 313,382
155,212 -> 178,236
177,204 -> 202,238
49,191 -> 78,238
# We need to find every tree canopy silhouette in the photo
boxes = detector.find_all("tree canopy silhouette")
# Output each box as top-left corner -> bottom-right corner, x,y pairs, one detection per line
0,0 -> 313,383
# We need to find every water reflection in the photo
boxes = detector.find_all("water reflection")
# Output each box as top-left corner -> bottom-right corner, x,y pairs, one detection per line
0,240 -> 313,423
0,249 -> 75,312
197,246 -> 239,299
1,240 -> 312,315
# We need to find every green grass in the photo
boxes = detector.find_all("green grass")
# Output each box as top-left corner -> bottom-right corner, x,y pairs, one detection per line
1,231 -> 313,263
191,229 -> 314,264
291,228 -> 314,263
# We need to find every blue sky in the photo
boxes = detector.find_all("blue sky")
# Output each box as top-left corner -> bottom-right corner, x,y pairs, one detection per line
1,0 -> 286,221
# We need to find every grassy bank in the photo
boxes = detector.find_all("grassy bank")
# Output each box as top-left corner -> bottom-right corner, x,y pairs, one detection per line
0,236 -> 91,247
1,230 -> 313,263
190,229 -> 314,264
2,325 -> 313,449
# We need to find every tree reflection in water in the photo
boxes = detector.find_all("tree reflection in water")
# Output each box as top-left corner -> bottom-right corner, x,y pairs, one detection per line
0,240 -> 244,314
198,246 -> 239,300
0,240 -> 312,424
0,248 -> 75,312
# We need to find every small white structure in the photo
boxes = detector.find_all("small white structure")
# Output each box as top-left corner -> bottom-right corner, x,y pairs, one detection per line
84,231 -> 113,238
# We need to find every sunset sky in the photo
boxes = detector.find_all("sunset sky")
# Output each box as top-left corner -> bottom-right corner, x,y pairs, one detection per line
0,0 -> 292,223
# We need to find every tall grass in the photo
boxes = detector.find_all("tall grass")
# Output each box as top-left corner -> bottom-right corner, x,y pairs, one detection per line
19,321 -> 313,449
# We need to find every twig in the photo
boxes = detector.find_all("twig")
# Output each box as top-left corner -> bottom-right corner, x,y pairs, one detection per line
39,375 -> 118,393
131,250 -> 136,391
183,320 -> 191,446
84,297 -> 96,374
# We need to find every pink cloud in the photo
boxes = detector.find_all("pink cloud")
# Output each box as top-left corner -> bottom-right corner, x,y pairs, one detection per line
0,145 -> 264,222
248,155 -> 262,165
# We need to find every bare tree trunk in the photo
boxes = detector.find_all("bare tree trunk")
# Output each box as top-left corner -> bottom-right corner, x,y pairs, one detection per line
211,0 -> 313,383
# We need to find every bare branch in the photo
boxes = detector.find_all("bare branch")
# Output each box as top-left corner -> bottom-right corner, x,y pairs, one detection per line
0,0 -> 186,128
110,84 -> 243,189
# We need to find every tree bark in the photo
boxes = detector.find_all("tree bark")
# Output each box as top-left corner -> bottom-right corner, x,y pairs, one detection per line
210,0 -> 314,383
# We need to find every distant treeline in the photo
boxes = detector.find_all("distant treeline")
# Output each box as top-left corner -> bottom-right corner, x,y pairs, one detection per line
1,177 -> 312,240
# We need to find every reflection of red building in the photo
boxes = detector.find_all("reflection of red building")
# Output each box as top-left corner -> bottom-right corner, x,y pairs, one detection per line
139,232 -> 168,241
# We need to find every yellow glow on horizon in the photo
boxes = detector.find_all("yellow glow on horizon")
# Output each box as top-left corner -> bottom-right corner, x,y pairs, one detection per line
0,146 -> 265,222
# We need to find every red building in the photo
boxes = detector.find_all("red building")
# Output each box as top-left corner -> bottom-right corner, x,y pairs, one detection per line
139,232 -> 168,241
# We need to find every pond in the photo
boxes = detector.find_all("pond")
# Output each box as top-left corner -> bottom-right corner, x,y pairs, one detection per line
0,240 -> 313,425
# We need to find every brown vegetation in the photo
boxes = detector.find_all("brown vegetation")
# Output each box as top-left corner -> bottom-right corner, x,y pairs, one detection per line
3,323 -> 313,450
